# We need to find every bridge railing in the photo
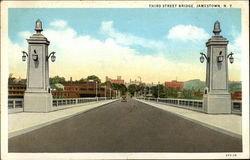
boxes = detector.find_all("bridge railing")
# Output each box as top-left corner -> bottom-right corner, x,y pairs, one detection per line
142,97 -> 203,112
8,97 -> 115,113
52,97 -> 97,107
232,100 -> 242,115
137,97 -> 242,115
8,98 -> 24,113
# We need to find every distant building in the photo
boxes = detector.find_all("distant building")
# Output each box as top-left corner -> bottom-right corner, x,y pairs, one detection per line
231,91 -> 242,100
9,81 -> 116,99
165,80 -> 184,91
52,81 -> 115,98
194,91 -> 203,97
8,83 -> 26,98
106,76 -> 124,85
125,79 -> 141,87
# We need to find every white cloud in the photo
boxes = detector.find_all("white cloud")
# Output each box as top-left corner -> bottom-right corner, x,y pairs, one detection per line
50,20 -> 68,28
8,39 -> 27,78
228,34 -> 242,55
167,25 -> 209,42
8,20 -> 241,83
100,21 -> 165,50
18,31 -> 32,39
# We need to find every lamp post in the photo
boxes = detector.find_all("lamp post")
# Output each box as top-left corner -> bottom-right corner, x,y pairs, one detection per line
48,51 -> 56,62
227,52 -> 234,64
199,52 -> 209,63
157,81 -> 160,102
95,81 -> 98,101
110,88 -> 112,99
105,85 -> 107,100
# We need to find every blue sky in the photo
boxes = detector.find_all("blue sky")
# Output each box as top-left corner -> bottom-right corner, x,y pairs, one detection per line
8,8 -> 242,83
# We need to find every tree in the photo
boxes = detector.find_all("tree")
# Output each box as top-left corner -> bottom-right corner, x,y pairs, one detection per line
104,81 -> 112,87
119,84 -> 127,95
50,76 -> 66,85
114,83 -> 127,95
151,84 -> 165,98
8,74 -> 16,84
128,84 -> 139,96
182,89 -> 192,99
86,75 -> 101,83
79,78 -> 87,82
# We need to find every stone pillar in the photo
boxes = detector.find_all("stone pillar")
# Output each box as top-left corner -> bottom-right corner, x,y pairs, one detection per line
24,19 -> 52,112
203,21 -> 231,114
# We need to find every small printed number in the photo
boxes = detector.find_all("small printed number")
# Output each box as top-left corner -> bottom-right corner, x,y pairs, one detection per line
226,154 -> 237,157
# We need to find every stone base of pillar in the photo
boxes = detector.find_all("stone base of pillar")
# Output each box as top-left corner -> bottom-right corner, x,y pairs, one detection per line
203,94 -> 231,114
24,92 -> 52,112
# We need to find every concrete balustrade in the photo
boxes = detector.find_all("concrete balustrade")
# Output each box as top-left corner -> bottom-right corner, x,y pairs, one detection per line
8,99 -> 24,113
137,97 -> 241,115
8,97 -> 115,113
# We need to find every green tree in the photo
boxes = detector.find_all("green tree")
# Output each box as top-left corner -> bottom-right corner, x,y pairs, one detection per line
117,84 -> 127,95
152,84 -> 164,98
104,81 -> 112,87
86,75 -> 101,83
128,84 -> 139,96
50,76 -> 65,85
182,89 -> 192,99
8,74 -> 17,84
79,78 -> 87,82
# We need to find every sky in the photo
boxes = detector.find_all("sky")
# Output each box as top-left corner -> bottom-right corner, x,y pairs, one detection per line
8,8 -> 242,84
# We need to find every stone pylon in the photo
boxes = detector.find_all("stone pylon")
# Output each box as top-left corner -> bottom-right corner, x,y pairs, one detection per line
203,21 -> 231,114
24,19 -> 52,112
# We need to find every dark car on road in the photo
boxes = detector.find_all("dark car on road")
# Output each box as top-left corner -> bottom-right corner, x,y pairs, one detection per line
121,97 -> 127,102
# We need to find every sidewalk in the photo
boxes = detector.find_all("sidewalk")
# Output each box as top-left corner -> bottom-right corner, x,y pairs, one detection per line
137,99 -> 242,139
8,99 -> 118,138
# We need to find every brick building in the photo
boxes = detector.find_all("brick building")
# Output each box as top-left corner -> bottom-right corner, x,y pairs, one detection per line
231,91 -> 242,100
165,80 -> 184,91
52,81 -> 115,98
106,76 -> 124,85
8,82 -> 116,99
8,83 -> 26,98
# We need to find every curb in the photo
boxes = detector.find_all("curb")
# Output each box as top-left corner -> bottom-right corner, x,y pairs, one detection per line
137,99 -> 242,139
9,99 -> 118,138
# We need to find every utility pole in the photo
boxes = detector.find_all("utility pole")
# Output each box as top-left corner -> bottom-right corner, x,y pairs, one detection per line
105,85 -> 107,100
96,81 -> 98,101
110,88 -> 112,99
157,81 -> 160,102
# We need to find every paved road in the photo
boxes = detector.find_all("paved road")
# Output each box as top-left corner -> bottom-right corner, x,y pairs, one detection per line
9,99 -> 242,152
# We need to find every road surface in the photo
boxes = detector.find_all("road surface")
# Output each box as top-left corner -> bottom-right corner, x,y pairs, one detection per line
9,99 -> 242,152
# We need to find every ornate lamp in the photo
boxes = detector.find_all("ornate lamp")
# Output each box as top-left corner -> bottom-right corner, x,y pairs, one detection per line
22,51 -> 28,61
200,52 -> 209,63
227,52 -> 234,64
200,55 -> 204,63
48,51 -> 56,62
32,49 -> 38,61
217,51 -> 223,63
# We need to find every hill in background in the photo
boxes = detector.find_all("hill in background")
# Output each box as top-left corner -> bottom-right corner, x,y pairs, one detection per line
184,79 -> 205,91
184,79 -> 241,92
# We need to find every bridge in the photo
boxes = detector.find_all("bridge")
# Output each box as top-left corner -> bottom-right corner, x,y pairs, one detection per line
7,20 -> 243,153
8,96 -> 242,114
8,98 -> 241,152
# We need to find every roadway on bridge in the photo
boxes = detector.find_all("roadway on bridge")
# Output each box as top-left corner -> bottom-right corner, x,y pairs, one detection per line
9,99 -> 241,152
